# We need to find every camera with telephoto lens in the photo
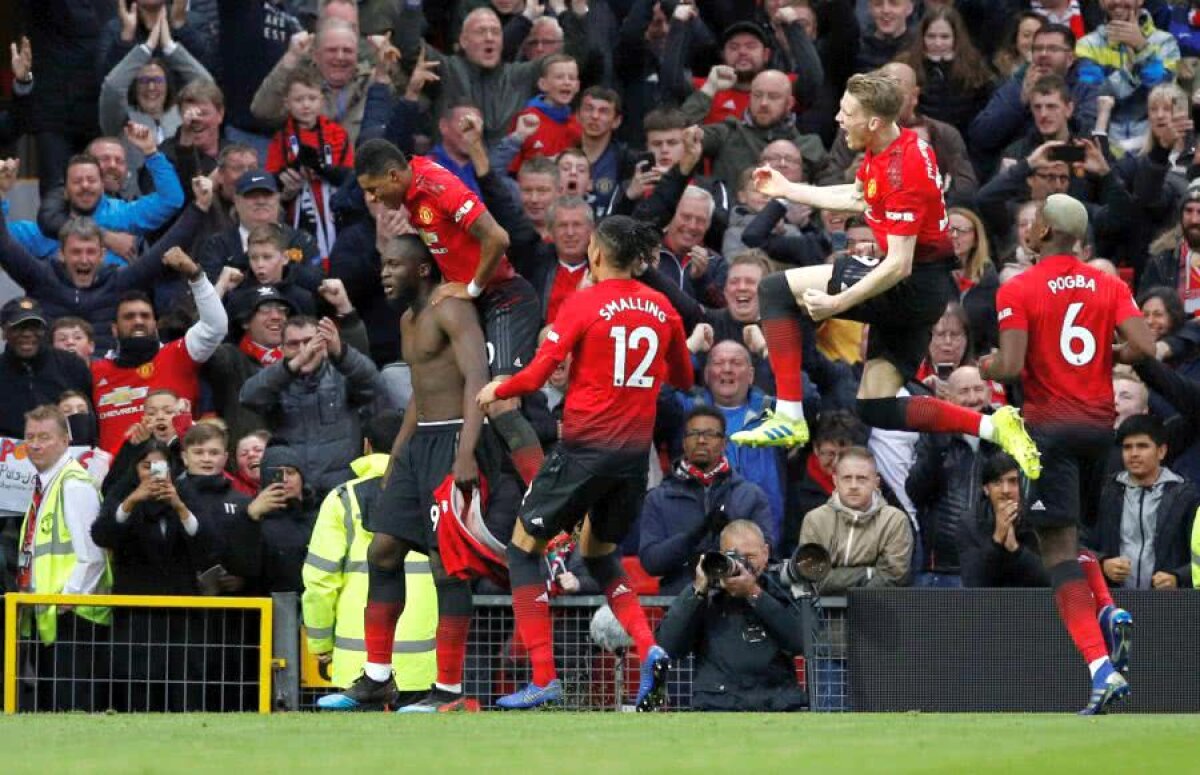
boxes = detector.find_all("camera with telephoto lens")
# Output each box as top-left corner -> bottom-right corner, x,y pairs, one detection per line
700,550 -> 748,583
778,543 -> 832,588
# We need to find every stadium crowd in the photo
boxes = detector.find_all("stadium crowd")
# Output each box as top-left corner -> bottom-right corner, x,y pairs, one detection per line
2,0 -> 1200,712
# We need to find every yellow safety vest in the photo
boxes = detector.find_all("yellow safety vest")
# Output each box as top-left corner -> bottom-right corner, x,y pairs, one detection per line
1191,505 -> 1200,589
302,454 -> 437,689
19,460 -> 111,644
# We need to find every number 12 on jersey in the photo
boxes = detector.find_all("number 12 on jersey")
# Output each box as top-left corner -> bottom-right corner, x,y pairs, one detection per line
610,325 -> 659,388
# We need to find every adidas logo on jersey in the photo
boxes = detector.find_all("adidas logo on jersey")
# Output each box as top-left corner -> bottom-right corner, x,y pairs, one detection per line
610,584 -> 632,597
535,592 -> 550,604
533,140 -> 545,150
513,356 -> 523,367
1030,500 -> 1046,511
722,100 -> 736,111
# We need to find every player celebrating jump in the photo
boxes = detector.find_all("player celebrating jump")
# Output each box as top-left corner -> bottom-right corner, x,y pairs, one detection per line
980,195 -> 1154,715
355,137 -> 546,492
730,71 -> 1040,480
477,215 -> 693,710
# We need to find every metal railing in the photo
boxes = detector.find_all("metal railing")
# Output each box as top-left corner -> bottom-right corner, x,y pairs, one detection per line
3,594 -> 274,714
4,592 -> 845,713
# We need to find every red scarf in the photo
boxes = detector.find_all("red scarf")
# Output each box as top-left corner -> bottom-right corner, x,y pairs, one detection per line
240,333 -> 282,365
677,456 -> 731,488
805,452 -> 835,495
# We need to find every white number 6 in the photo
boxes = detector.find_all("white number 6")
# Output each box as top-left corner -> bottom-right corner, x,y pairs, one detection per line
1059,302 -> 1096,366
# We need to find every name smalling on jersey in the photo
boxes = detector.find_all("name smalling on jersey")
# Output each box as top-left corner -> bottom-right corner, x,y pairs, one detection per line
598,296 -> 668,322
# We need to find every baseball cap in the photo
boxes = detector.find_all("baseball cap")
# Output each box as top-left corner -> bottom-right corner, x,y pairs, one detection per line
241,285 -> 298,321
1042,193 -> 1089,240
722,21 -> 771,49
236,170 -> 279,196
1,297 -> 46,328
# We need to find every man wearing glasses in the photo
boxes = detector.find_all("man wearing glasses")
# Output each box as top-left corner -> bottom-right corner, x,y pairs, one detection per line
969,24 -> 1101,169
639,405 -> 775,595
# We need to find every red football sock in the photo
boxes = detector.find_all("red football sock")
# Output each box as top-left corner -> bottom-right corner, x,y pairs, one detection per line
511,583 -> 556,685
1078,550 -> 1114,612
1051,563 -> 1108,664
509,444 -> 544,487
903,396 -> 984,436
604,578 -> 655,662
364,601 -> 404,666
435,615 -> 471,686
762,317 -> 805,402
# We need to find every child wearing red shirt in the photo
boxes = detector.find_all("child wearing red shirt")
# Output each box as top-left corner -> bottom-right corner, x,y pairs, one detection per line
265,65 -> 354,264
509,54 -> 582,172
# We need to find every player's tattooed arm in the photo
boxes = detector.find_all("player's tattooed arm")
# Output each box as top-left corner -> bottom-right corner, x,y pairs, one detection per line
978,329 -> 1028,382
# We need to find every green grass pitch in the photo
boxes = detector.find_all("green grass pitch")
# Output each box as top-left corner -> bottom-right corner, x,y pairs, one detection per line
0,713 -> 1194,773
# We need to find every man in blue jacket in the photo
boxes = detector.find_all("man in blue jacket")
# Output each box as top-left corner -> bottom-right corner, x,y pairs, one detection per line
0,176 -> 209,352
674,341 -> 787,532
640,405 -> 774,594
21,123 -> 185,266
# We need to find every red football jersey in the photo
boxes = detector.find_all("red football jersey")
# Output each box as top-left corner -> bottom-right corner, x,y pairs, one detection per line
93,339 -> 202,453
494,278 -> 692,465
404,156 -> 515,286
508,106 -> 582,173
855,128 -> 953,263
996,254 -> 1141,428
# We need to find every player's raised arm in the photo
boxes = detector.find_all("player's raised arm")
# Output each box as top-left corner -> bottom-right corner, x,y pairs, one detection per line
753,166 -> 867,213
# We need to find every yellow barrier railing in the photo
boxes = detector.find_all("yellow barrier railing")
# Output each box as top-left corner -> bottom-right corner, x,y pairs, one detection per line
3,593 -> 274,715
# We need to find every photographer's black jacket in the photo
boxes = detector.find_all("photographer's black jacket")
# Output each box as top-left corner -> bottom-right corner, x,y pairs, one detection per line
656,577 -> 808,711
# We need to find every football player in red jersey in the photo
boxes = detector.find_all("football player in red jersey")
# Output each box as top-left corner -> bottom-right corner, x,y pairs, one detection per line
731,71 -> 1041,482
477,215 -> 693,710
980,194 -> 1156,715
354,136 -> 547,491
318,234 -> 521,713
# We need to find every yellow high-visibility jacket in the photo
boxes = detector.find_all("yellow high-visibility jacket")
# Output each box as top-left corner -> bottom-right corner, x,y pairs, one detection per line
302,454 -> 437,689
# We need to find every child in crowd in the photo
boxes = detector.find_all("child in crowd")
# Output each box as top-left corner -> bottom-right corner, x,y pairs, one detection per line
51,317 -> 97,361
265,64 -> 354,265
509,54 -> 582,172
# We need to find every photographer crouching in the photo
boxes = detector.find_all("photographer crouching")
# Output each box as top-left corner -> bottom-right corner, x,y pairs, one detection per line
656,520 -> 808,712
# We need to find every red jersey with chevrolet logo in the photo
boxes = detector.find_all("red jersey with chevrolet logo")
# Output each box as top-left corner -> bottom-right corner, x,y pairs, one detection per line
404,156 -> 515,286
92,339 -> 201,453
855,128 -> 953,264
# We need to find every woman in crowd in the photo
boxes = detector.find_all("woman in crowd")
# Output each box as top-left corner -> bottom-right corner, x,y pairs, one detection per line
98,15 -> 212,142
896,6 -> 996,139
92,440 -> 218,711
991,11 -> 1043,79
948,207 -> 1000,354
